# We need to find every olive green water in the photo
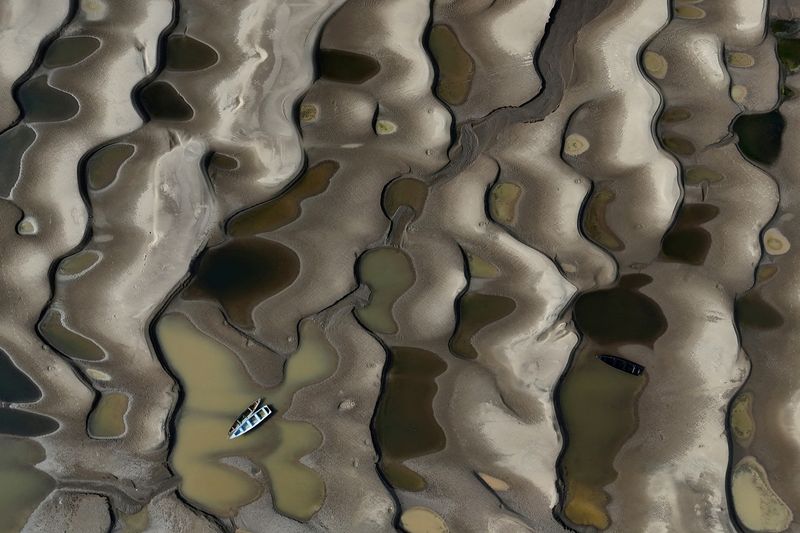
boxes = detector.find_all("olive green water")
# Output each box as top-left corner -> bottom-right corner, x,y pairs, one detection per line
489,182 -> 522,225
118,507 -> 150,533
355,247 -> 415,335
156,313 -> 337,520
227,161 -> 340,236
382,177 -> 427,219
183,238 -> 300,329
450,292 -> 516,359
375,346 -> 447,492
466,253 -> 499,279
38,309 -> 106,361
428,25 -> 474,106
661,107 -> 692,122
730,392 -> 755,448
87,392 -> 128,438
583,187 -> 624,251
0,438 -> 55,533
86,143 -> 135,190
559,351 -> 646,530
58,250 -> 101,277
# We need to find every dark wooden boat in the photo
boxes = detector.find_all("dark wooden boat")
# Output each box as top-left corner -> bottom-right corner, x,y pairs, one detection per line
596,354 -> 645,376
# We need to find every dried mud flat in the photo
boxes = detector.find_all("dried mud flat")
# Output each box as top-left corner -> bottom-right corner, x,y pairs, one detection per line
0,0 -> 799,532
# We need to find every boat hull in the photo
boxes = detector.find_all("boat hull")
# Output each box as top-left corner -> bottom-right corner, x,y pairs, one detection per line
229,400 -> 273,439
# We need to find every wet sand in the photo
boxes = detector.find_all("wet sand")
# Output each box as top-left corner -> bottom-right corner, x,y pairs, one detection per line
0,0 -> 797,531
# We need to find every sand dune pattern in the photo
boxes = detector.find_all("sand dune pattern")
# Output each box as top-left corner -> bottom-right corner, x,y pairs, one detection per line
0,0 -> 798,531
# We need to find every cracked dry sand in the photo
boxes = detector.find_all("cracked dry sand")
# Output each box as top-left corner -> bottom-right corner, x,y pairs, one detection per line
0,0 -> 798,532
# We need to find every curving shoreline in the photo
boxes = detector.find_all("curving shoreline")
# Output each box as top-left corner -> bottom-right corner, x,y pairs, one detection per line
0,0 -> 796,532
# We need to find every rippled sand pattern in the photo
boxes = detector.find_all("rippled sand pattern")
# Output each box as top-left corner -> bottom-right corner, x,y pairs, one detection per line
0,0 -> 799,532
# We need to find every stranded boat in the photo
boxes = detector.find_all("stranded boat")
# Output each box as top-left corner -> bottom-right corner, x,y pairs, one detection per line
596,354 -> 645,376
229,398 -> 273,439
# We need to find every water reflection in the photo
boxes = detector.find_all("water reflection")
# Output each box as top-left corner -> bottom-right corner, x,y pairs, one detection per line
450,292 -> 515,359
157,313 -> 336,520
428,25 -> 474,106
227,161 -> 339,236
184,238 -> 300,329
18,76 -> 80,123
43,36 -> 101,68
375,346 -> 446,492
317,49 -> 380,84
559,349 -> 646,530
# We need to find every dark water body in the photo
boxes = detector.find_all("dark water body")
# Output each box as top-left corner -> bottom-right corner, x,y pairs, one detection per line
208,152 -> 238,172
778,37 -> 800,73
86,143 -> 135,190
674,203 -> 719,226
573,274 -> 666,346
375,346 -> 447,492
772,19 -> 800,36
559,349 -> 646,529
774,19 -> 800,73
139,81 -> 193,121
732,111 -> 785,165
661,228 -> 711,265
43,36 -> 100,68
736,292 -> 784,330
227,160 -> 339,236
661,203 -> 719,266
184,237 -> 300,329
0,350 -> 40,403
318,49 -> 380,84
428,25 -> 474,106
383,177 -> 427,219
0,408 -> 58,437
617,273 -> 652,290
19,76 -> 79,123
166,35 -> 219,71
450,292 -> 516,359
0,125 -> 36,197
38,309 -> 106,361
583,188 -> 624,251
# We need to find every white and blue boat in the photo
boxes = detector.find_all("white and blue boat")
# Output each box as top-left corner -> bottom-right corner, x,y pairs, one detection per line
229,398 -> 273,439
